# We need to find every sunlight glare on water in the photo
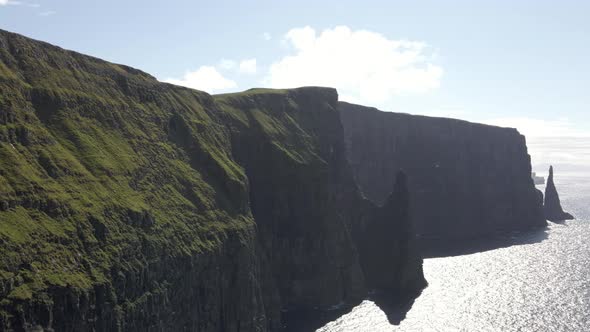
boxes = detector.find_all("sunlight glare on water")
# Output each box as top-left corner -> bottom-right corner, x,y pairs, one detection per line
318,172 -> 590,332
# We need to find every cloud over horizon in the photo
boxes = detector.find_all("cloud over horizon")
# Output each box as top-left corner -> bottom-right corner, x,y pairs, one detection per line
164,57 -> 258,93
527,136 -> 590,170
481,117 -> 588,138
1,1 -> 52,15
238,58 -> 257,74
420,108 -> 588,138
265,26 -> 443,105
162,25 -> 441,99
163,66 -> 237,93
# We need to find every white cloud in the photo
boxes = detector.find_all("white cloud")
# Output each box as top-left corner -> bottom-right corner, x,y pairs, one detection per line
262,32 -> 272,41
164,57 -> 256,93
163,66 -> 237,93
0,1 -> 42,8
0,0 -> 21,5
265,26 -> 443,105
219,59 -> 236,70
239,58 -> 257,74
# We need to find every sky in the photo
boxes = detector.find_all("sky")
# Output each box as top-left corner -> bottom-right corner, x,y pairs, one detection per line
1,0 -> 589,169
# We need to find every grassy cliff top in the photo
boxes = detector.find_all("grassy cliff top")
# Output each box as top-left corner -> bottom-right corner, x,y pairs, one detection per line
0,28 -> 254,305
0,29 -> 346,320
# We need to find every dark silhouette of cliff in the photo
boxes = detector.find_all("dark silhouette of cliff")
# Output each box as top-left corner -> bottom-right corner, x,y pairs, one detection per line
339,101 -> 547,251
544,166 -> 574,221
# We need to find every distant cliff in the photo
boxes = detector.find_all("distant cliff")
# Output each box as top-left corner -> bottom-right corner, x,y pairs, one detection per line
0,30 -> 424,331
339,102 -> 546,250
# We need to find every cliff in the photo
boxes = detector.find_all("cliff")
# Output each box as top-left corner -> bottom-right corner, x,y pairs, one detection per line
215,89 -> 425,310
0,29 -> 424,331
0,29 -> 269,331
544,166 -> 574,221
339,102 -> 546,250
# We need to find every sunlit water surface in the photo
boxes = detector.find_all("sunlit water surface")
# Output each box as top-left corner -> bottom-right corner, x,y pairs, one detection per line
318,173 -> 590,331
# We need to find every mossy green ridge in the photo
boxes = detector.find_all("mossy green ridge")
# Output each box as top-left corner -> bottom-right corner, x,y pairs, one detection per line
0,29 -> 267,331
0,29 -> 426,331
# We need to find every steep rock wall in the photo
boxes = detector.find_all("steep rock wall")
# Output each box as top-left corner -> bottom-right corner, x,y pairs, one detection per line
216,88 -> 425,311
339,102 -> 546,249
0,29 -> 271,331
0,29 -> 425,331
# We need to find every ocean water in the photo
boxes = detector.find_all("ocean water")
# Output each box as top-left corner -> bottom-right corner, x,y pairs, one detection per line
318,172 -> 590,332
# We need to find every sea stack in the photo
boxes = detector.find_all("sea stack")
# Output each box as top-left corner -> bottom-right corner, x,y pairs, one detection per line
544,166 -> 574,221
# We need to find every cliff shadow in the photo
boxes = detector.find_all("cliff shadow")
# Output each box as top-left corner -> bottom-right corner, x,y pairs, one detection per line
421,226 -> 549,258
370,289 -> 423,325
281,289 -> 424,331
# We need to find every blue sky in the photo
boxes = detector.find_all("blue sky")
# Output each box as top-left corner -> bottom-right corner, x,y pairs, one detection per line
1,0 -> 589,167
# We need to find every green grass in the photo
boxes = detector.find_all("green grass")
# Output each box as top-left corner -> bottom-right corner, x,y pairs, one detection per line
0,29 -> 255,313
0,30 -> 338,325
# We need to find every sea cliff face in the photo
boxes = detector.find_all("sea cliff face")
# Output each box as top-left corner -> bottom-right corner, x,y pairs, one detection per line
339,102 -> 546,250
0,29 -> 270,331
0,30 -> 424,331
216,88 -> 425,315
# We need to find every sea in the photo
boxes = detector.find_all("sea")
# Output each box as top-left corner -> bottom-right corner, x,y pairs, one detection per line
316,169 -> 590,332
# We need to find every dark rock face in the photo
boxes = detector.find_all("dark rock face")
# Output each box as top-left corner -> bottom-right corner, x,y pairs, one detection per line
544,166 -> 574,221
339,102 -> 546,250
218,88 -> 367,312
0,29 -> 425,331
354,171 -> 425,295
216,88 -> 426,316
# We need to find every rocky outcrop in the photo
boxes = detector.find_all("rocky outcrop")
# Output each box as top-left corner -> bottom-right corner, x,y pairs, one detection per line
0,29 -> 425,331
544,166 -> 574,221
339,102 -> 546,250
354,171 -> 425,295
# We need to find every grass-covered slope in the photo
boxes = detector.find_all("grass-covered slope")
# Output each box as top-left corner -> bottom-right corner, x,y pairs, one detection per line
0,29 -> 427,331
0,29 -> 266,331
